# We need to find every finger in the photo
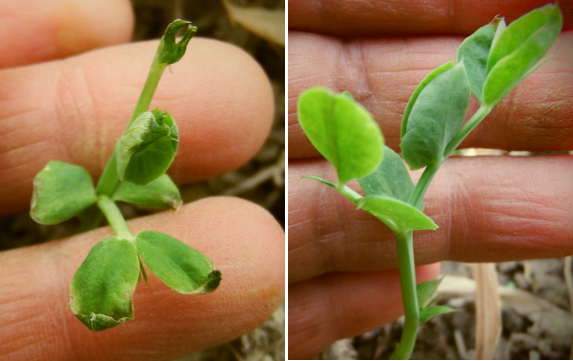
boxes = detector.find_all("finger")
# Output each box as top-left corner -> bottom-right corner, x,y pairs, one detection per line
289,156 -> 573,283
0,38 -> 274,215
0,197 -> 284,361
289,0 -> 573,37
288,31 -> 573,159
0,0 -> 133,68
288,264 -> 439,359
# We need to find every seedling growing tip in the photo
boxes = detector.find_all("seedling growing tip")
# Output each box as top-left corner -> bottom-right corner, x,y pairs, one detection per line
298,4 -> 562,359
30,20 -> 221,332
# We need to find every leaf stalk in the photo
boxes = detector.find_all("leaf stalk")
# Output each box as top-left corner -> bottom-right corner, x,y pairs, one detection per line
97,195 -> 133,241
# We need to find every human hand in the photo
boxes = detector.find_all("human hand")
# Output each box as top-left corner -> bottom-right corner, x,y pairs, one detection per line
0,0 -> 284,359
288,0 -> 573,358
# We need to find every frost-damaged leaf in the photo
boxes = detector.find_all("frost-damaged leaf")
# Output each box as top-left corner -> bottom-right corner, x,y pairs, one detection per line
298,87 -> 384,186
112,174 -> 182,210
483,4 -> 562,107
116,109 -> 179,186
356,196 -> 437,234
135,231 -> 221,294
31,161 -> 97,224
401,62 -> 470,170
358,146 -> 415,205
456,17 -> 501,102
222,0 -> 285,46
69,237 -> 140,331
419,305 -> 455,323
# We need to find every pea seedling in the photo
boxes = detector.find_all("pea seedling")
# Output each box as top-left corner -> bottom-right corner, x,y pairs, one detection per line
297,4 -> 562,359
30,20 -> 221,332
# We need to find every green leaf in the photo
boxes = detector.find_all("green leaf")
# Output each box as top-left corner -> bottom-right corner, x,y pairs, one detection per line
490,17 -> 507,51
112,174 -> 182,210
31,161 -> 97,224
416,278 -> 444,309
298,87 -> 384,186
483,4 -> 563,106
156,20 -> 197,65
116,109 -> 179,186
400,61 -> 454,138
69,237 -> 140,331
456,17 -> 500,102
401,62 -> 470,170
356,196 -> 438,234
135,231 -> 221,294
419,305 -> 456,323
358,146 -> 414,204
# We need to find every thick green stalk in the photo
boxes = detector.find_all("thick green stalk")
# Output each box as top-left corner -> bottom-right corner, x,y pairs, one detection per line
407,162 -> 440,210
97,195 -> 133,241
129,60 -> 168,126
390,231 -> 419,360
392,105 -> 492,359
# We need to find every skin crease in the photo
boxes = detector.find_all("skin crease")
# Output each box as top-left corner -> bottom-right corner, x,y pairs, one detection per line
0,0 -> 283,360
288,31 -> 573,159
288,0 -> 573,37
289,1 -> 573,359
0,0 -> 134,68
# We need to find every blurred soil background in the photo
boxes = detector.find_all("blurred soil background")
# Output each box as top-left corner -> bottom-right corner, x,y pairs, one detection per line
0,0 -> 285,360
318,259 -> 573,360
315,151 -> 573,360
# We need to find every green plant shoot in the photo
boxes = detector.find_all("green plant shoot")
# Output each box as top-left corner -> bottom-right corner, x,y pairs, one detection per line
30,20 -> 221,332
297,4 -> 562,359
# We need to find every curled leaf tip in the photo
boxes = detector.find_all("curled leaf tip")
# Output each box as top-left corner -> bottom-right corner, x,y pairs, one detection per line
156,19 -> 198,65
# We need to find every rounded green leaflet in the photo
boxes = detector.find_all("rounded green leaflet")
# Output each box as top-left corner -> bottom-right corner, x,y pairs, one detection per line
483,4 -> 563,106
356,196 -> 438,234
135,231 -> 221,294
297,87 -> 384,186
112,174 -> 182,210
69,237 -> 140,332
116,109 -> 179,186
30,160 -> 97,224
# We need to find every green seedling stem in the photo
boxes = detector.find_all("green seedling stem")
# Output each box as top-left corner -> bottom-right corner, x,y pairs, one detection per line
29,20 -> 220,332
391,231 -> 419,360
96,25 -> 196,198
297,4 -> 563,359
94,61 -> 166,197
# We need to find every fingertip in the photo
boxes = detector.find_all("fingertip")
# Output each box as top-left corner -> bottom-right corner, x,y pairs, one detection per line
0,0 -> 134,68
0,37 -> 274,214
165,38 -> 275,182
288,263 -> 440,359
0,197 -> 283,360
